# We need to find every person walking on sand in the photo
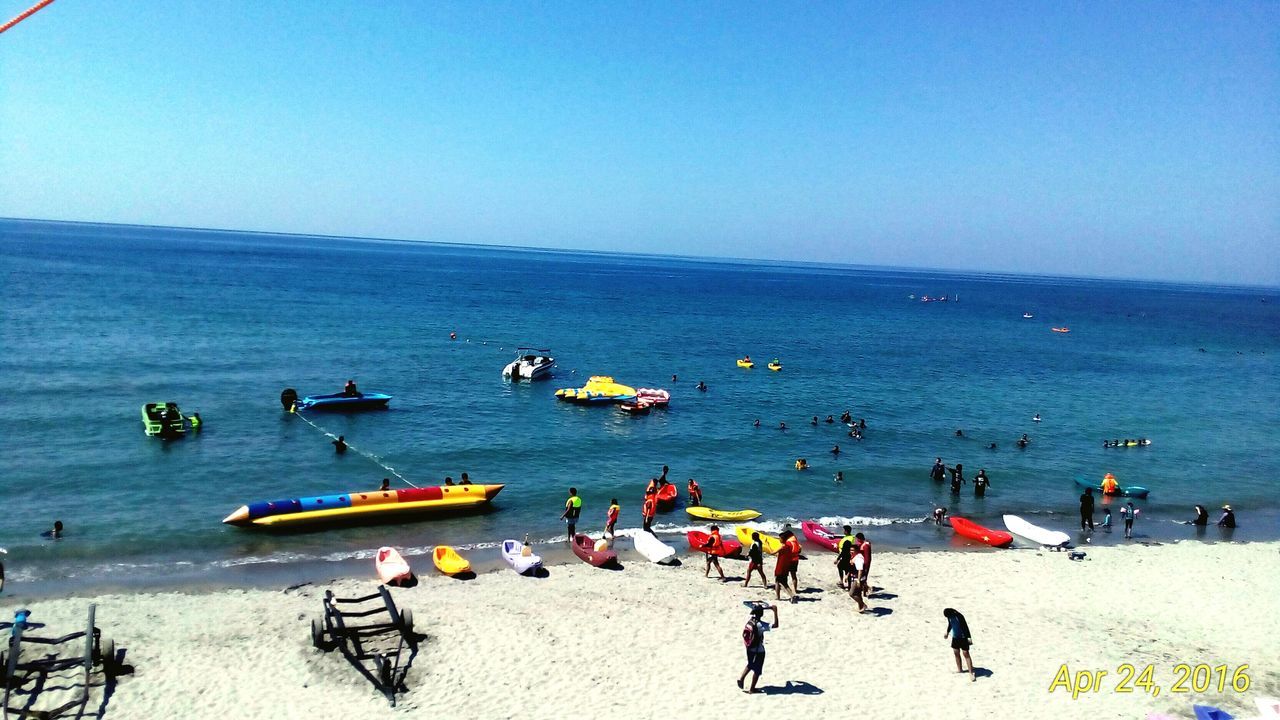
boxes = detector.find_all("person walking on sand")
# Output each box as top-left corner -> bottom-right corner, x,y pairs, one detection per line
744,532 -> 769,589
1120,501 -> 1139,539
738,603 -> 779,694
784,531 -> 803,592
605,498 -> 620,538
701,526 -> 727,581
773,531 -> 799,603
943,608 -> 976,681
1080,488 -> 1096,531
849,553 -> 869,612
561,488 -> 582,542
835,525 -> 855,589
855,532 -> 872,594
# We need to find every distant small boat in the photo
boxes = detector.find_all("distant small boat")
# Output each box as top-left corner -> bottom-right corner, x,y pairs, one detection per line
1052,327 -> 1070,333
618,400 -> 651,415
295,391 -> 392,411
571,534 -> 617,567
1023,312 -> 1034,319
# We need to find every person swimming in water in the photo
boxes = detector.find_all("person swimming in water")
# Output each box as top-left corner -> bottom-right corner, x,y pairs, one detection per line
987,442 -> 997,450
42,521 -> 64,540
955,429 -> 964,437
834,470 -> 844,484
332,435 -> 348,454
811,416 -> 818,426
753,419 -> 761,428
1016,434 -> 1029,449
697,381 -> 707,392
840,411 -> 852,424
1033,413 -> 1041,422
831,444 -> 840,456
779,421 -> 787,431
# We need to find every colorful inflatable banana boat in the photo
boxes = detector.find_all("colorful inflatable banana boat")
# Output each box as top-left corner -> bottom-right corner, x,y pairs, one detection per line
223,483 -> 504,528
554,376 -> 636,403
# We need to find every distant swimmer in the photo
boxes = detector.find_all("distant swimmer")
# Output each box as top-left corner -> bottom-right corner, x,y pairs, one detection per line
834,471 -> 844,484
859,418 -> 866,430
332,435 -> 348,454
1016,434 -> 1029,449
697,381 -> 707,392
1033,414 -> 1041,422
779,422 -> 787,431
831,444 -> 840,456
753,419 -> 761,428
825,415 -> 834,424
672,374 -> 678,383
987,442 -> 997,450
42,520 -> 64,540
1218,505 -> 1236,528
840,411 -> 852,424
932,507 -> 948,526
343,379 -> 359,397
955,429 -> 964,437
1188,505 -> 1208,526
811,416 -> 819,426
794,458 -> 809,471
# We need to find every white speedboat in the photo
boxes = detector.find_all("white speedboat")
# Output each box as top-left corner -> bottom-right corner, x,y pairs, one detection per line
1023,312 -> 1034,319
502,349 -> 555,380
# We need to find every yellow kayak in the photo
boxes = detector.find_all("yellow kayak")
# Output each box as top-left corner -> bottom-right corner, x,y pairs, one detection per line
433,545 -> 471,575
686,506 -> 761,522
735,525 -> 782,554
736,359 -> 754,368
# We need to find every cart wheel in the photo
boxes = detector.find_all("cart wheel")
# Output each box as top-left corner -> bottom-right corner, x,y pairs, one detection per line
310,617 -> 329,651
376,653 -> 392,688
399,607 -> 414,634
101,638 -> 118,678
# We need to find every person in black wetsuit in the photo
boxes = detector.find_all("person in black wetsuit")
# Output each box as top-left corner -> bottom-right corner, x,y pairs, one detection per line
380,478 -> 391,491
973,469 -> 991,497
948,464 -> 965,494
332,435 -> 347,454
1017,434 -> 1029,449
696,381 -> 707,392
1188,505 -> 1208,526
1080,488 -> 1096,530
930,458 -> 946,483
343,379 -> 359,397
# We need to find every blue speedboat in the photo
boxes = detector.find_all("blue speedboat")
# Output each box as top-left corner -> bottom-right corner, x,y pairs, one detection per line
295,391 -> 392,412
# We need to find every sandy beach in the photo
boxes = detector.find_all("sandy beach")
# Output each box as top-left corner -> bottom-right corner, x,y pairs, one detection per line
2,540 -> 1276,719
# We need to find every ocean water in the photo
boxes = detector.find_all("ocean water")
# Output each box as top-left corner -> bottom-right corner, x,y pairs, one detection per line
2,219 -> 1277,589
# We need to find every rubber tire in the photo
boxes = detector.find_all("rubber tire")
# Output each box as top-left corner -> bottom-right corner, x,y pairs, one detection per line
101,638 -> 118,678
310,617 -> 329,651
399,608 -> 413,634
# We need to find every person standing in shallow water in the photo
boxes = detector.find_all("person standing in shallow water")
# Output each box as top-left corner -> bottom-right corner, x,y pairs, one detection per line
930,458 -> 946,483
973,469 -> 991,497
560,488 -> 582,542
943,608 -> 976,682
1080,488 -> 1095,531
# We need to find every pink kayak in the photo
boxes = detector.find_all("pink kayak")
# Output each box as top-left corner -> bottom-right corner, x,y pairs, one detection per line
801,521 -> 842,552
375,546 -> 414,586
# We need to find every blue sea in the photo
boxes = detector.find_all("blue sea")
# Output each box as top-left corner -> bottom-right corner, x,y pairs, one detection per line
2,219 -> 1277,591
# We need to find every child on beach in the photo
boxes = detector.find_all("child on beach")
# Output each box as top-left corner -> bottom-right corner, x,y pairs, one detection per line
1120,502 -> 1139,539
744,532 -> 769,588
932,506 -> 948,525
943,608 -> 976,682
738,603 -> 779,694
605,499 -> 619,538
1101,508 -> 1112,532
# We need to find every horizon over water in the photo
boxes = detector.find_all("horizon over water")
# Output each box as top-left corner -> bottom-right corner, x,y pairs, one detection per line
2,218 -> 1278,593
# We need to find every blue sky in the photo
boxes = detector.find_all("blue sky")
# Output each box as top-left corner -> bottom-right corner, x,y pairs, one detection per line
1,1 -> 1276,284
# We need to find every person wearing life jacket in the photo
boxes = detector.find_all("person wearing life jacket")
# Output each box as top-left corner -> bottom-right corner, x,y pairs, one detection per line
773,531 -> 799,603
645,477 -> 658,495
743,532 -> 768,589
687,478 -> 702,506
701,526 -> 726,580
1101,473 -> 1119,495
560,488 -> 582,542
605,498 -> 620,538
641,491 -> 657,534
794,458 -> 808,471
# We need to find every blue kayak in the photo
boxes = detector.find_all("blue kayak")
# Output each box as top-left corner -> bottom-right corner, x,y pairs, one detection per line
295,391 -> 392,411
1074,476 -> 1149,499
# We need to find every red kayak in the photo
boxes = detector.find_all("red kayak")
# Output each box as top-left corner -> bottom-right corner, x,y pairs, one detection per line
572,534 -> 618,567
800,521 -> 841,552
686,530 -> 741,557
655,483 -> 678,512
949,517 -> 1013,548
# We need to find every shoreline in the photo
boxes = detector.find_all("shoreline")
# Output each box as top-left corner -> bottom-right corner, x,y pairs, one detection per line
1,541 -> 1275,719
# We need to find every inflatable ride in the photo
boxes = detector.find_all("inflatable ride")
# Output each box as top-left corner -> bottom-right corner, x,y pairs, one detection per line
736,358 -> 754,369
800,521 -> 842,552
734,525 -> 782,554
686,530 -> 742,557
948,516 -> 1014,548
655,483 -> 678,512
501,539 -> 542,575
554,376 -> 636,404
432,546 -> 471,576
635,388 -> 671,406
571,534 -> 617,567
1074,476 -> 1149,498
767,360 -> 782,371
223,483 -> 504,529
1051,327 -> 1071,333
685,506 -> 760,523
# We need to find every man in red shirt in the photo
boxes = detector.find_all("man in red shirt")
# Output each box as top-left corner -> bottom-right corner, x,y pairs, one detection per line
773,530 -> 799,603
641,490 -> 657,533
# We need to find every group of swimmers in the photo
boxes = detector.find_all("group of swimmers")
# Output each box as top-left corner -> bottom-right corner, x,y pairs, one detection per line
930,458 -> 992,497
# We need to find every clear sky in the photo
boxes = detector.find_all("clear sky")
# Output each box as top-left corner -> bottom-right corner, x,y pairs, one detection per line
2,1 -> 1277,284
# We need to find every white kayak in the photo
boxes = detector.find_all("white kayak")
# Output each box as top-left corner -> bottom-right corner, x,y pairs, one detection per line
375,546 -> 414,586
632,531 -> 677,564
1003,515 -> 1070,548
501,539 -> 543,575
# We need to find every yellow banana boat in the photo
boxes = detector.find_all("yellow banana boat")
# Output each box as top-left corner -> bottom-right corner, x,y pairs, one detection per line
736,359 -> 754,368
433,545 -> 471,575
735,525 -> 783,554
686,506 -> 761,522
